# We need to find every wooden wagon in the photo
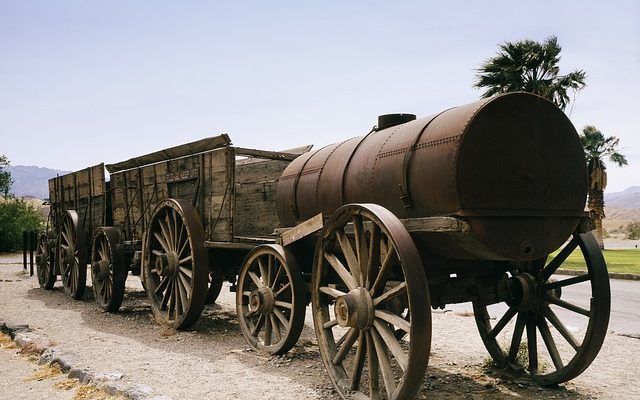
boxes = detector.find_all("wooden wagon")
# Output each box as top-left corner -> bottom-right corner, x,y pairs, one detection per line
35,92 -> 611,400
36,134 -> 311,328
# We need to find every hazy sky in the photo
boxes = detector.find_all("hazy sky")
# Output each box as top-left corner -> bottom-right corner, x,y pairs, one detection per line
1,1 -> 638,192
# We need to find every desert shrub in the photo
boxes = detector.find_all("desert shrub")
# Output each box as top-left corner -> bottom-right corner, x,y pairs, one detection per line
626,222 -> 640,240
0,198 -> 43,252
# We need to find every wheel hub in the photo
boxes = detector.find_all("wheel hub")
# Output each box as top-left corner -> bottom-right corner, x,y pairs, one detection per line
63,245 -> 75,265
249,286 -> 275,314
505,273 -> 539,310
92,260 -> 110,280
334,288 -> 374,330
36,254 -> 46,267
155,251 -> 179,277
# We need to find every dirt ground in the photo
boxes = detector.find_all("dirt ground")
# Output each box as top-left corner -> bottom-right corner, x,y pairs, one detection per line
1,253 -> 638,400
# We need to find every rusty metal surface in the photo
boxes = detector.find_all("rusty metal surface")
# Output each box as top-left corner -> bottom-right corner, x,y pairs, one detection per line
277,92 -> 588,261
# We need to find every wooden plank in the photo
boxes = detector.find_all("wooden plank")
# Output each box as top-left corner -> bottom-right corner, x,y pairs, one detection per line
234,147 -> 302,162
105,134 -> 231,173
401,216 -> 470,233
279,213 -> 324,246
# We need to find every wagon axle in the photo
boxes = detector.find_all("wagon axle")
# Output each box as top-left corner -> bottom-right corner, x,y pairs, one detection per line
154,252 -> 179,278
248,286 -> 275,315
501,273 -> 562,311
91,259 -> 110,281
334,287 -> 374,330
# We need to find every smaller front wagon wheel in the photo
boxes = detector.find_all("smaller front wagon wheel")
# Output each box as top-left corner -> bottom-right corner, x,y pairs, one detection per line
236,244 -> 306,355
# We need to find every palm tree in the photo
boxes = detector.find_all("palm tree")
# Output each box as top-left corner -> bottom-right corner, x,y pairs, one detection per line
580,126 -> 627,249
474,36 -> 586,110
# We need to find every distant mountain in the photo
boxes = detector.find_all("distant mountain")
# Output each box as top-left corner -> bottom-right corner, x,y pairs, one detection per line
605,186 -> 640,209
6,165 -> 70,199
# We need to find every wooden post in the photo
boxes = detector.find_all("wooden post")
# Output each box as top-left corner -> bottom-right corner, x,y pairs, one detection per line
29,231 -> 35,276
22,231 -> 27,270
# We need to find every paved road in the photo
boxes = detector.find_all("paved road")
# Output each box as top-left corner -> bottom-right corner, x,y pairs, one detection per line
445,274 -> 640,338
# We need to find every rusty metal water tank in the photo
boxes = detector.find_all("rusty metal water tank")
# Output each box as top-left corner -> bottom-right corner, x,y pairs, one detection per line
276,93 -> 588,261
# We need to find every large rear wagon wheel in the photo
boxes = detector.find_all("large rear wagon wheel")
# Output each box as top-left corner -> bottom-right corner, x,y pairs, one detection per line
143,199 -> 209,330
236,244 -> 306,355
36,232 -> 56,289
59,210 -> 87,300
472,232 -> 610,386
91,227 -> 127,312
312,204 -> 431,400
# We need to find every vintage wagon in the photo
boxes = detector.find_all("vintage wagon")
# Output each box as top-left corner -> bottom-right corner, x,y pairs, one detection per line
35,92 -> 610,400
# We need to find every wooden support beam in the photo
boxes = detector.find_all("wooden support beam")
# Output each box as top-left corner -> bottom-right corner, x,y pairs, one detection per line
105,134 -> 231,173
278,213 -> 324,246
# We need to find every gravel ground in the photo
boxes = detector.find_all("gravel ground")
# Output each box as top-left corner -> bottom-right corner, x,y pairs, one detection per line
1,252 -> 639,400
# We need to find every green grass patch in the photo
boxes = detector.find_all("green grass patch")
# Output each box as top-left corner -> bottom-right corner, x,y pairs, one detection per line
549,248 -> 640,275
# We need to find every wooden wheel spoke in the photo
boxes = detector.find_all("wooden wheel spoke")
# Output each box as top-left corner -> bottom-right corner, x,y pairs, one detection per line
542,305 -> 580,350
273,282 -> 291,298
152,249 -> 164,257
257,258 -> 268,285
366,224 -> 381,289
179,266 -> 193,279
271,265 -> 283,290
153,231 -> 171,253
544,293 -> 590,317
372,320 -> 408,371
164,213 -> 174,248
490,307 -> 518,338
544,274 -> 591,290
270,314 -> 282,343
170,210 -> 179,252
332,327 -> 359,365
526,314 -> 538,373
370,248 -> 398,296
251,314 -> 265,336
507,312 -> 526,361
174,280 -> 183,316
373,281 -> 407,307
352,215 -> 369,282
366,331 -> 380,398
179,255 -> 193,265
274,300 -> 292,310
273,308 -> 290,331
319,286 -> 347,299
543,236 -> 579,280
175,223 -> 185,256
350,332 -> 366,391
155,276 -> 170,296
158,218 -> 173,251
370,326 -> 396,398
335,229 -> 360,286
267,256 -> 274,288
324,252 -> 357,290
263,315 -> 273,345
537,316 -> 564,370
374,309 -> 411,333
177,271 -> 191,302
323,319 -> 339,329
177,235 -> 190,258
248,271 -> 264,288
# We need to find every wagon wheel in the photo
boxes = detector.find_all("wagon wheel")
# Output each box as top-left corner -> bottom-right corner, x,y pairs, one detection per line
205,268 -> 224,304
58,210 -> 87,300
143,199 -> 209,330
236,244 -> 306,355
91,227 -> 127,312
36,232 -> 56,289
472,232 -> 610,386
312,203 -> 431,400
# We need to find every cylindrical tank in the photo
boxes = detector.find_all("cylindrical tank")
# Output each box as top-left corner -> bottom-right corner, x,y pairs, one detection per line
276,93 -> 587,261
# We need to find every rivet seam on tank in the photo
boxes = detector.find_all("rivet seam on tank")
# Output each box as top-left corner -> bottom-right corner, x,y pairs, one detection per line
370,126 -> 401,193
376,135 -> 461,159
315,142 -> 346,210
